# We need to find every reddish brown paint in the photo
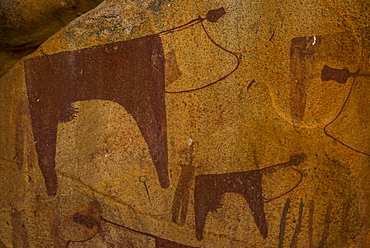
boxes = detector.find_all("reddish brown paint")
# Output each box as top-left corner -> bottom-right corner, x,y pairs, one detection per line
322,64 -> 370,157
290,36 -> 319,124
317,203 -> 332,248
11,209 -> 30,248
194,169 -> 267,240
171,145 -> 196,225
194,154 -> 305,240
24,34 -> 169,196
278,198 -> 290,248
205,7 -> 226,23
289,199 -> 304,248
320,64 -> 364,84
321,65 -> 353,84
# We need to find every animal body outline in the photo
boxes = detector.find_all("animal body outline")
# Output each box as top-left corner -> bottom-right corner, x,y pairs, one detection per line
24,7 -> 239,196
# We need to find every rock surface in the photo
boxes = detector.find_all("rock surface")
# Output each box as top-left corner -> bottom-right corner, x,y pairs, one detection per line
0,0 -> 104,78
0,0 -> 370,247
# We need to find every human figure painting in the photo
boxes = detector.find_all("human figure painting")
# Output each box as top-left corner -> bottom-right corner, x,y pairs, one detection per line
24,8 -> 230,196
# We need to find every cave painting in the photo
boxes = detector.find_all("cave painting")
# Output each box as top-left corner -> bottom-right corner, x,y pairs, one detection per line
279,198 -> 304,248
24,7 -> 235,196
24,35 -> 169,196
321,65 -> 362,84
289,29 -> 370,156
289,34 -> 367,125
278,198 -> 332,248
65,212 -> 197,247
194,154 -> 305,240
321,64 -> 370,156
290,36 -> 319,124
171,143 -> 196,225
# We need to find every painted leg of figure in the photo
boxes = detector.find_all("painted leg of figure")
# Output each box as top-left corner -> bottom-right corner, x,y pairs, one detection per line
194,176 -> 214,240
172,164 -> 195,224
194,177 -> 208,240
117,34 -> 170,189
194,175 -> 224,240
31,114 -> 59,196
243,172 -> 268,239
120,85 -> 169,189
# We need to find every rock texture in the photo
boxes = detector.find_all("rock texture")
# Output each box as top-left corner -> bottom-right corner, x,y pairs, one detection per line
1,0 -> 370,247
0,0 -> 104,78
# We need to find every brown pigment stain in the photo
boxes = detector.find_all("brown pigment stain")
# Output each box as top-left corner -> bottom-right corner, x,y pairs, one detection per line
194,154 -> 305,240
321,65 -> 356,84
290,36 -> 319,125
171,144 -> 196,225
205,7 -> 226,23
165,51 -> 182,87
11,209 -> 30,248
23,9 -> 234,196
24,34 -> 169,196
278,198 -> 291,248
317,203 -> 332,248
322,65 -> 370,156
289,199 -> 304,248
162,8 -> 240,94
194,170 -> 267,240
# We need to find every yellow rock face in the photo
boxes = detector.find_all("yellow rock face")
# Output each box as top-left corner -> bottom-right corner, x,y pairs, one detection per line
0,0 -> 369,247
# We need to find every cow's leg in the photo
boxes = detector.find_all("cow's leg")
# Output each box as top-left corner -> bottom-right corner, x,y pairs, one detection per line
243,172 -> 268,238
31,110 -> 59,196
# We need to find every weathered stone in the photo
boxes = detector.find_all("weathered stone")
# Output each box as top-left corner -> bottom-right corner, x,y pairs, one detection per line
0,0 -> 370,247
0,0 -> 104,78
